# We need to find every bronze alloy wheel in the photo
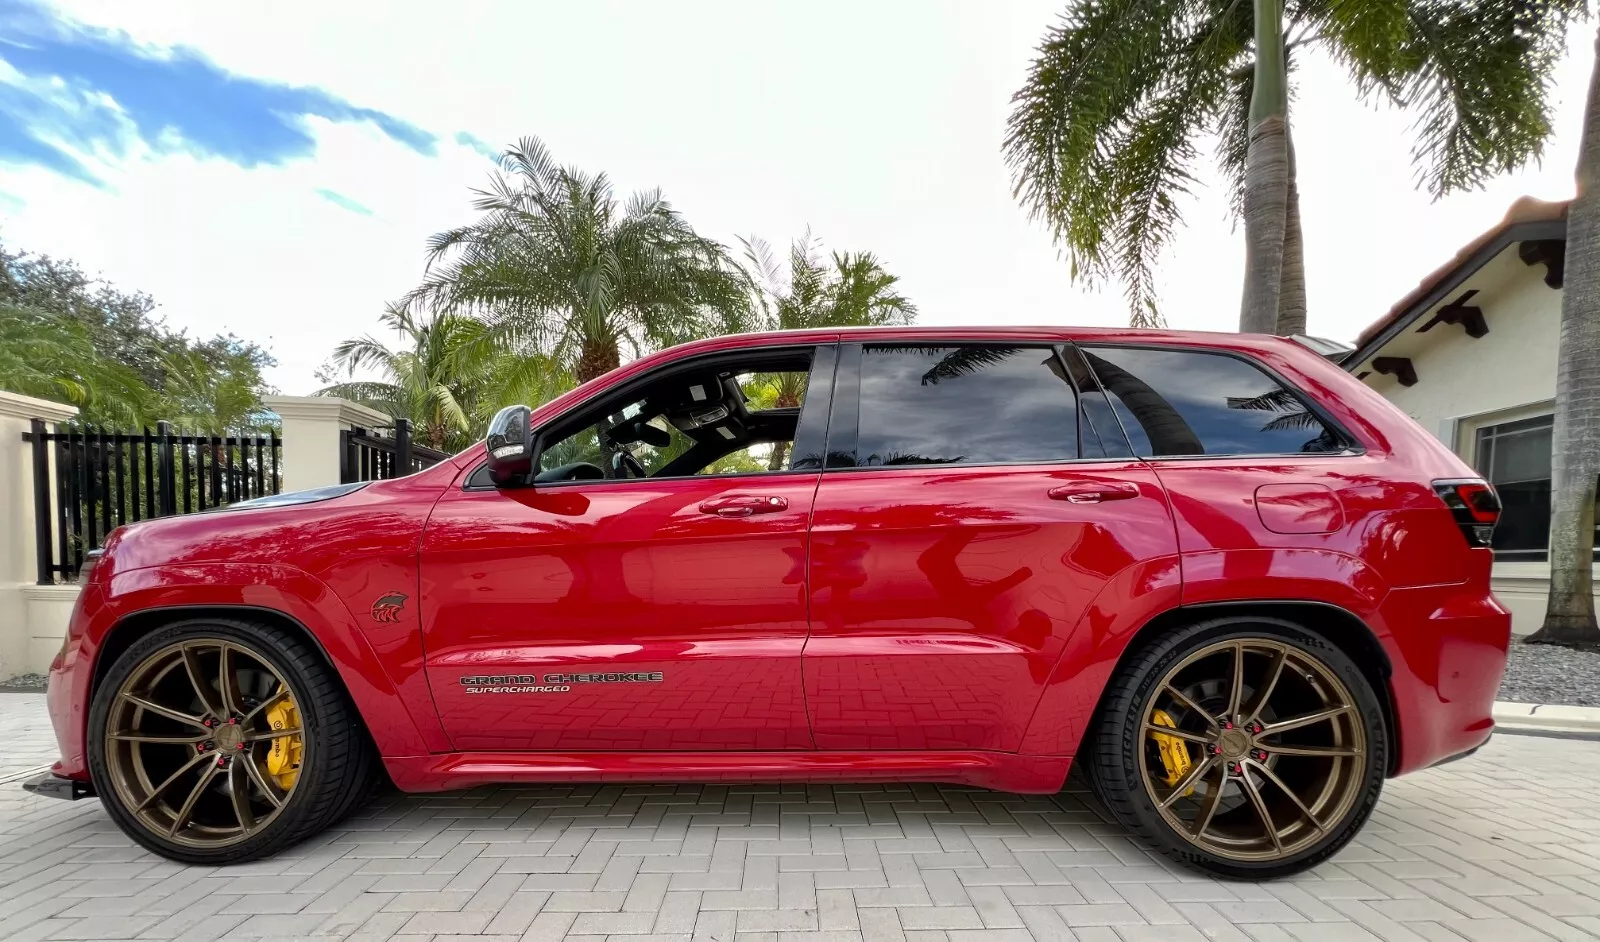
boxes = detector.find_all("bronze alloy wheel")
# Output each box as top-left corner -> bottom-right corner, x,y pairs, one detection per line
103,638 -> 306,848
1135,637 -> 1367,863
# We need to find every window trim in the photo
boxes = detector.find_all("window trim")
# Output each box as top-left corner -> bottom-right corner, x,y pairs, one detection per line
823,340 -> 1135,473
463,343 -> 837,491
1072,341 -> 1366,460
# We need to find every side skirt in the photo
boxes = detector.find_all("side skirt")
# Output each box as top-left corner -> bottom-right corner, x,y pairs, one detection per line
383,751 -> 1073,795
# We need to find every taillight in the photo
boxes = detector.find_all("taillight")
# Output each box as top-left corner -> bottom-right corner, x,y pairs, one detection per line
1431,479 -> 1501,548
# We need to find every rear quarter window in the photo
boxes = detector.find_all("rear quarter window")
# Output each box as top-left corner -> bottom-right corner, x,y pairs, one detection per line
1079,346 -> 1346,457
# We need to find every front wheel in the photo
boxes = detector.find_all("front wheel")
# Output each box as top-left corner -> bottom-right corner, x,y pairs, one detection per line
1087,617 -> 1387,879
88,616 -> 376,864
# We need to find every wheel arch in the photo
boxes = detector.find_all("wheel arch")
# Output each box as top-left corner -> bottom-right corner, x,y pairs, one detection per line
1087,600 -> 1399,775
93,605 -> 341,703
81,562 -> 446,758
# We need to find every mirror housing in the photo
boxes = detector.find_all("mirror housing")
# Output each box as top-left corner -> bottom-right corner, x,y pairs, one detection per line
485,404 -> 539,486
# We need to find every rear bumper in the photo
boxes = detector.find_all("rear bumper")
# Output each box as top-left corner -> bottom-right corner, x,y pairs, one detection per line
1378,582 -> 1510,775
21,772 -> 94,801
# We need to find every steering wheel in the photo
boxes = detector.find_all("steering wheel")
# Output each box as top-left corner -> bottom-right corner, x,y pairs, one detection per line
612,450 -> 648,479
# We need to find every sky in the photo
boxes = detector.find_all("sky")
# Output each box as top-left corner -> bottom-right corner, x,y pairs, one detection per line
0,0 -> 1594,395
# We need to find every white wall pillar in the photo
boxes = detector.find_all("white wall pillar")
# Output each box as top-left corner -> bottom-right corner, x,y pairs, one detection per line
0,391 -> 79,680
263,396 -> 392,493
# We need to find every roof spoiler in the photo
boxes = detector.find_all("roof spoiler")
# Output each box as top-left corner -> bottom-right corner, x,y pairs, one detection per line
1287,335 -> 1356,362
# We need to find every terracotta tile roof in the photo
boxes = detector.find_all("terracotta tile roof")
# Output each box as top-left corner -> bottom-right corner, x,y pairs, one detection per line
1355,196 -> 1569,347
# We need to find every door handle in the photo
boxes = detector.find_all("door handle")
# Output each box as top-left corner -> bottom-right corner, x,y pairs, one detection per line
698,495 -> 790,517
1047,481 -> 1141,504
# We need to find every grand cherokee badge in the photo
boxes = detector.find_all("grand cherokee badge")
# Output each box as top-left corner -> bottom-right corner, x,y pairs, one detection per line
460,671 -> 664,694
370,592 -> 407,623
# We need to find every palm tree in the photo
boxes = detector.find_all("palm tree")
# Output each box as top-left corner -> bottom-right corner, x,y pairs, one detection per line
1005,0 -> 1583,331
410,136 -> 747,386
158,345 -> 269,435
0,301 -> 155,424
1529,27 -> 1600,649
318,305 -> 565,452
742,233 -> 917,467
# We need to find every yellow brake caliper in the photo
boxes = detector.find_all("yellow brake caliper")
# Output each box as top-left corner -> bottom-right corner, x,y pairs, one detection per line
263,685 -> 303,790
1150,708 -> 1194,792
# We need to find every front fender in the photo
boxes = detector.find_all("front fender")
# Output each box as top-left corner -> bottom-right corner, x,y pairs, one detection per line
60,562 -> 445,773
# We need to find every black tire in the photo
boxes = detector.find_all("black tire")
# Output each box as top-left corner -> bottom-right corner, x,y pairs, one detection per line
1086,616 -> 1387,880
88,616 -> 377,864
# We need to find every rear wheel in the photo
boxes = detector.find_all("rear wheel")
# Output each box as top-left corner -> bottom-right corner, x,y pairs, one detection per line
88,616 -> 376,864
1087,617 -> 1386,879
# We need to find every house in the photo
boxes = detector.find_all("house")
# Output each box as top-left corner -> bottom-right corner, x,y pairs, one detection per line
1342,196 -> 1588,635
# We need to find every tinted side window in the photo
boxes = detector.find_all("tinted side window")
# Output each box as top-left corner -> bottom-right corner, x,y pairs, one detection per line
1079,346 -> 1344,457
853,345 -> 1080,466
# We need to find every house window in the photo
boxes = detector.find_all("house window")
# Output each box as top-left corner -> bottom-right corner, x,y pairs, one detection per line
1474,415 -> 1553,559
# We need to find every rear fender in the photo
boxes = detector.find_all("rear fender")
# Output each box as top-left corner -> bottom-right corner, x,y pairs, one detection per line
1017,557 -> 1182,755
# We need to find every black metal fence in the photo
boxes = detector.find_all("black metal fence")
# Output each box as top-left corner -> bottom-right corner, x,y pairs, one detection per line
25,421 -> 281,584
340,418 -> 449,484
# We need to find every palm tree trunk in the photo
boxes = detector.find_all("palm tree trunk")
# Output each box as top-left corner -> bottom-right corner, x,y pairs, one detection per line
575,336 -> 621,386
1529,25 -> 1600,648
767,389 -> 800,470
1276,137 -> 1308,336
1239,0 -> 1290,334
1080,351 -> 1204,455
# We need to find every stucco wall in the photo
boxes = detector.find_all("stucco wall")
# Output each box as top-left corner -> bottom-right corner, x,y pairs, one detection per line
1360,251 -> 1561,443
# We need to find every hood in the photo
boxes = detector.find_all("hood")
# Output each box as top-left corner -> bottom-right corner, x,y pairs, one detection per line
206,482 -> 369,512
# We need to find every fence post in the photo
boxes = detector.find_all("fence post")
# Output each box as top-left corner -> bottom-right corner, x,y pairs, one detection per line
264,396 -> 392,492
156,421 -> 176,517
0,391 -> 79,680
394,419 -> 412,478
30,420 -> 52,585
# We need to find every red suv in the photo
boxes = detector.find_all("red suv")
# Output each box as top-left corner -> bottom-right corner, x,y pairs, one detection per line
27,327 -> 1509,878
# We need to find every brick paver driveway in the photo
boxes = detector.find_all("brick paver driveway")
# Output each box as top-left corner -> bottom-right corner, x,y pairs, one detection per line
4,693 -> 1600,942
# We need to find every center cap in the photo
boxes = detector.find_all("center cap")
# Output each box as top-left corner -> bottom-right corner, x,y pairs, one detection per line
1218,728 -> 1251,758
213,724 -> 244,751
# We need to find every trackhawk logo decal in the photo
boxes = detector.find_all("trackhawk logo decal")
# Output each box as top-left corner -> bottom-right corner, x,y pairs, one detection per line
459,671 -> 665,694
370,593 -> 408,623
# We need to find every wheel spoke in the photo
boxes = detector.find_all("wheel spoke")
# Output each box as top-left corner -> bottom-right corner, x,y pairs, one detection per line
122,694 -> 209,731
110,732 -> 207,745
1190,763 -> 1227,839
1163,685 -> 1219,730
167,762 -> 221,836
1226,642 -> 1246,719
243,688 -> 289,726
180,644 -> 221,717
1263,705 -> 1353,736
228,759 -> 257,832
1242,645 -> 1287,725
218,644 -> 243,716
1143,723 -> 1210,746
243,755 -> 285,810
1267,743 -> 1361,758
1239,768 -> 1283,854
1249,759 -> 1326,835
245,727 -> 302,743
134,751 -> 210,813
1159,755 -> 1220,810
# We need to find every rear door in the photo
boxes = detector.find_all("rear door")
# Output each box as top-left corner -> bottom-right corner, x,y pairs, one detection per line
802,342 -> 1179,752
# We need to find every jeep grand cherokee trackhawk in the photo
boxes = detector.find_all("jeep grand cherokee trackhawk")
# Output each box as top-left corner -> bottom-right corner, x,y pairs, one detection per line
25,327 -> 1509,879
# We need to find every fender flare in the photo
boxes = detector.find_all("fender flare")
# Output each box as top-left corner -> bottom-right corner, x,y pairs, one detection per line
90,562 -> 441,757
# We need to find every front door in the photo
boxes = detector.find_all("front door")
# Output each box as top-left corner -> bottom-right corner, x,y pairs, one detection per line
421,345 -> 832,752
804,342 -> 1179,752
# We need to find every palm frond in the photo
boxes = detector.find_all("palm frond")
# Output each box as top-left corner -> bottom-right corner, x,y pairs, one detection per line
919,347 -> 1020,386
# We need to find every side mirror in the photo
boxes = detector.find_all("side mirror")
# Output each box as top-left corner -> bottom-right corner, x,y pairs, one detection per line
485,404 -> 539,486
